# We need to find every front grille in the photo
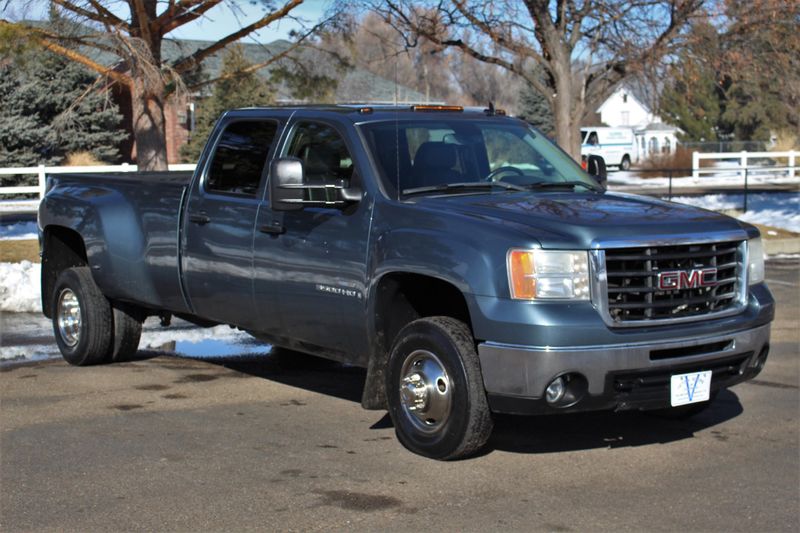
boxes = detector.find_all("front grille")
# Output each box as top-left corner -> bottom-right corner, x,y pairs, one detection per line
604,241 -> 744,324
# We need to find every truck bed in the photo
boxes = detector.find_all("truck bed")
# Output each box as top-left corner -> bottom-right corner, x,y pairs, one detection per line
40,171 -> 195,314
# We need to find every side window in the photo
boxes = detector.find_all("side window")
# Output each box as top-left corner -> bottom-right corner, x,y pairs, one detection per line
206,120 -> 278,196
286,122 -> 354,184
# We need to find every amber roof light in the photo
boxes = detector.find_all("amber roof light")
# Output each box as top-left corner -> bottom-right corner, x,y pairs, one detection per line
411,105 -> 464,112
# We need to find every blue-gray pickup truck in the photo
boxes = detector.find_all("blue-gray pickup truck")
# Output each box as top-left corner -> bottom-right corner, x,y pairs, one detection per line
39,105 -> 774,459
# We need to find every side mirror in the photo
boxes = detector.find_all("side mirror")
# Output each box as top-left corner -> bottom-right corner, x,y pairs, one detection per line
586,155 -> 607,188
269,157 -> 362,211
270,157 -> 305,211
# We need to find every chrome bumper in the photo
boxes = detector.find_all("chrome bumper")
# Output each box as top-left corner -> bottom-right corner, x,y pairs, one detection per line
478,323 -> 771,400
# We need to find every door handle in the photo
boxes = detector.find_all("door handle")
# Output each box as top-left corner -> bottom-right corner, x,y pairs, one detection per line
259,222 -> 285,235
189,214 -> 211,225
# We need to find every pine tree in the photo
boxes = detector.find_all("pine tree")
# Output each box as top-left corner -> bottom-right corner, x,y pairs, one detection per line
518,83 -> 555,137
0,48 -> 127,171
181,45 -> 275,162
659,23 -> 725,142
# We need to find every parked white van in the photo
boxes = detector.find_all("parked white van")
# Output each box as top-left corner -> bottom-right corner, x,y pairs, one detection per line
581,127 -> 637,170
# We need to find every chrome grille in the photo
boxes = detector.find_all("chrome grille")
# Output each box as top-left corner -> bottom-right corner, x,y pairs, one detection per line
601,241 -> 745,325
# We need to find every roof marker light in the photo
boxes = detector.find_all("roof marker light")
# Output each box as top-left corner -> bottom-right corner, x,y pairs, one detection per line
411,105 -> 464,112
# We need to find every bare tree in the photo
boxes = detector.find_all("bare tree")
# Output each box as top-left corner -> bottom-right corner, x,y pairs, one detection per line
1,1 -> 310,170
372,0 -> 704,159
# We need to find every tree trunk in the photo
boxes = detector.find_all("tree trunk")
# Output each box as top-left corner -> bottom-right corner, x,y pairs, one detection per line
551,66 -> 581,161
131,83 -> 168,171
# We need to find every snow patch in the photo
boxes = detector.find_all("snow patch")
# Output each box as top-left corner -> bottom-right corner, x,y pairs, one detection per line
139,324 -> 251,350
609,171 -> 799,189
668,193 -> 800,233
0,261 -> 42,312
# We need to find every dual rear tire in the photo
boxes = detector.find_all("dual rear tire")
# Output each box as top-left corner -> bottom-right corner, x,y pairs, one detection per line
52,267 -> 142,366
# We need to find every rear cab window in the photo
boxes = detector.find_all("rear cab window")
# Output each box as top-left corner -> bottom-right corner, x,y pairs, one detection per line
206,120 -> 279,196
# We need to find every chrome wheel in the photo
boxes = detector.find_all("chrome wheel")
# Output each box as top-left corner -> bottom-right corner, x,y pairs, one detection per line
57,288 -> 81,347
398,349 -> 453,433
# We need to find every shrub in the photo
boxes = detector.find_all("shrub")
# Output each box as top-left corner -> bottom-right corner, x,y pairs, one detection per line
630,146 -> 696,178
64,151 -> 103,166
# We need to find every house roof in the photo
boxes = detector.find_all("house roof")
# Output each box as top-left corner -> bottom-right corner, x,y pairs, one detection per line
596,84 -> 651,115
25,20 -> 429,104
115,35 -> 429,103
636,122 -> 679,132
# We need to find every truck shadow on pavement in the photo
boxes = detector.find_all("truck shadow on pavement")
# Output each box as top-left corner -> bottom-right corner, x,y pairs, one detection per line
189,347 -> 745,456
488,390 -> 743,455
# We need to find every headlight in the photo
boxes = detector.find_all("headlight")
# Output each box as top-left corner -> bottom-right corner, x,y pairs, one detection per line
507,249 -> 590,300
748,237 -> 765,285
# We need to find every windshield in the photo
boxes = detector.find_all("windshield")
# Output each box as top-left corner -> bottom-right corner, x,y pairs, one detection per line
359,119 -> 596,197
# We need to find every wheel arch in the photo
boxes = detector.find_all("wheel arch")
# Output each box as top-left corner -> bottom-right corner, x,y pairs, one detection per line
361,270 -> 475,410
41,225 -> 89,318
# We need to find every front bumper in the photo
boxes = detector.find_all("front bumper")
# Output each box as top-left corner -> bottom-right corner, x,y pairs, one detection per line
479,323 -> 770,415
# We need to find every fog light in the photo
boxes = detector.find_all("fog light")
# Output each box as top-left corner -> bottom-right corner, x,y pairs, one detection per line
545,377 -> 566,404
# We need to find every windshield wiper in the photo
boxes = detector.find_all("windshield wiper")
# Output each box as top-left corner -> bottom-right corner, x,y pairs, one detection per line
526,181 -> 601,192
402,181 -> 527,197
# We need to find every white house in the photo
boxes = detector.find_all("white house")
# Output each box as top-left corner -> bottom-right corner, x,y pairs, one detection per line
593,85 -> 680,159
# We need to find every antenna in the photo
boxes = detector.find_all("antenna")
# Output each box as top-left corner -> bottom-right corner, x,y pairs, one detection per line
394,45 -> 400,198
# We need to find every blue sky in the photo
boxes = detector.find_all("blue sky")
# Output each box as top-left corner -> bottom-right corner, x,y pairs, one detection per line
7,0 -> 331,43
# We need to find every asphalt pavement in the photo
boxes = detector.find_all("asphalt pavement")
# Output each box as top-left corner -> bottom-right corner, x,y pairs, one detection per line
1,260 -> 798,532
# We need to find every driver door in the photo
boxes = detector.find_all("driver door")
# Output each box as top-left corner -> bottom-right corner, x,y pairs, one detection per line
252,119 -> 372,360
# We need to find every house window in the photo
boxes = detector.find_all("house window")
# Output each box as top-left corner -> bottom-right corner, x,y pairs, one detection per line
663,137 -> 671,154
622,93 -> 628,103
621,111 -> 630,126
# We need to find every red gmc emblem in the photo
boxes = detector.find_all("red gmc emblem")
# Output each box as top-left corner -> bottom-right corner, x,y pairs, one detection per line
657,268 -> 717,290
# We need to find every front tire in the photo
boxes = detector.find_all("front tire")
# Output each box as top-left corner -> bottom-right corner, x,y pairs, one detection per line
52,267 -> 113,366
386,317 -> 493,460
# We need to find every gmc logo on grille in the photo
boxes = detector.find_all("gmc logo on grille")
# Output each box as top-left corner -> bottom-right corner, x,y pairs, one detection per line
657,268 -> 717,290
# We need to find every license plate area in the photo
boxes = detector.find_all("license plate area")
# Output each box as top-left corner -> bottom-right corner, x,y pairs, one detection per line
670,370 -> 712,406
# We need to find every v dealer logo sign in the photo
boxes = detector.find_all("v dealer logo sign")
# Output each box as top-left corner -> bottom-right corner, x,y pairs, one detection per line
657,268 -> 717,290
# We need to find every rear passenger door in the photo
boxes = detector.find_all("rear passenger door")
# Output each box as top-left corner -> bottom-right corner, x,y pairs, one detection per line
182,118 -> 281,328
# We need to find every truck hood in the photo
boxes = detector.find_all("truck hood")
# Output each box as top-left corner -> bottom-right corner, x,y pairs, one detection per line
413,191 -> 753,248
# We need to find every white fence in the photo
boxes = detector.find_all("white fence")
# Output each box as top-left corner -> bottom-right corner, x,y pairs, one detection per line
692,150 -> 797,179
0,163 -> 197,200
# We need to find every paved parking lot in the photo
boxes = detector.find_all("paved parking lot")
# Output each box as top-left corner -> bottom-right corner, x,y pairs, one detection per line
1,260 -> 798,532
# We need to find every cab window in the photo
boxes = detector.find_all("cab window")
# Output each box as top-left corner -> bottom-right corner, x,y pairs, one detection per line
286,122 -> 354,184
206,120 -> 278,196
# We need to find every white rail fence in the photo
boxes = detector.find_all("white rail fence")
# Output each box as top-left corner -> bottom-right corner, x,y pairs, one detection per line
0,151 -> 796,201
692,150 -> 797,179
0,163 -> 196,199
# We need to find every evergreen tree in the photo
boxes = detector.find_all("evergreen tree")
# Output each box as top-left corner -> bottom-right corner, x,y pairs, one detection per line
659,5 -> 799,143
182,45 -> 275,162
0,48 -> 127,170
659,23 -> 725,142
518,83 -> 555,137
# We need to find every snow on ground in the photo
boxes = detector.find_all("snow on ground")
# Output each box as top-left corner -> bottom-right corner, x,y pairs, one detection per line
0,261 -> 41,313
1,221 -> 38,240
668,193 -> 800,233
609,171 -> 800,189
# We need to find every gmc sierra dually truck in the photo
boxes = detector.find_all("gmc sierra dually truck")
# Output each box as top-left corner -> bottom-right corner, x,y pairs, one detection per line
39,105 -> 774,460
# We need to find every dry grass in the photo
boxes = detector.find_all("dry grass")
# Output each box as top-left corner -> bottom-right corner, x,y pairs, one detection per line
770,130 -> 799,152
630,146 -> 696,178
64,151 -> 103,166
0,239 -> 40,263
